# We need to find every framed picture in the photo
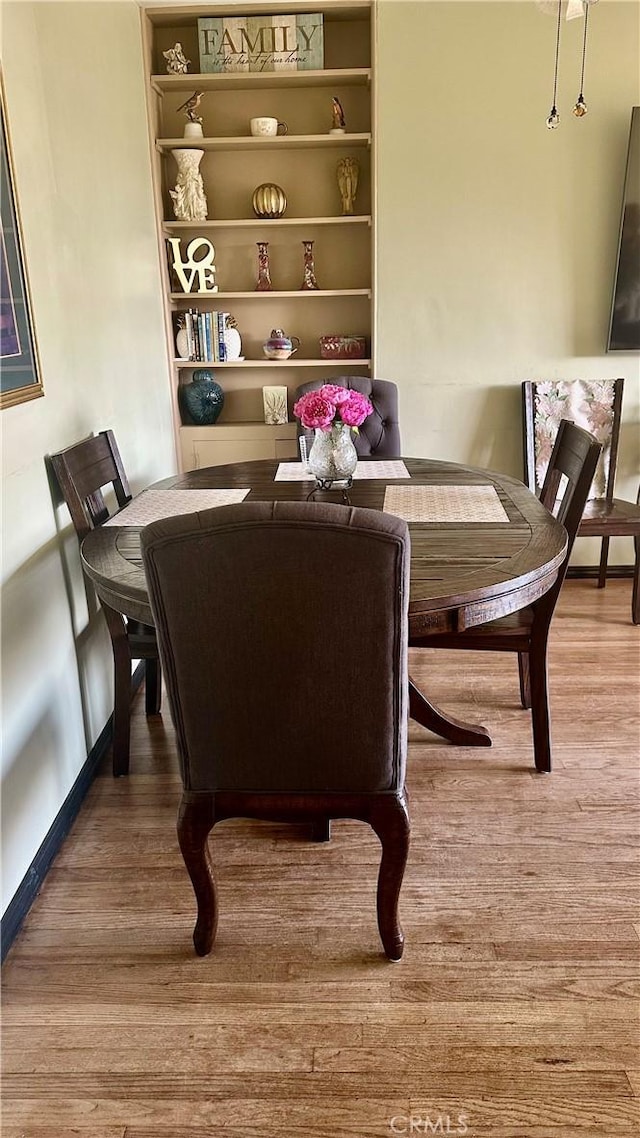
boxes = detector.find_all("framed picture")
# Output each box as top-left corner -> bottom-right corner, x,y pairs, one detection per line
1,72 -> 43,409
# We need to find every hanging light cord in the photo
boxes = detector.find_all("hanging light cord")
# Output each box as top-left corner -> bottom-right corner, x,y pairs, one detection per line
578,4 -> 589,98
547,0 -> 563,127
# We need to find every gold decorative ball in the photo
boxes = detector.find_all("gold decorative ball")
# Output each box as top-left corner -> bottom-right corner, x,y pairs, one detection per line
252,183 -> 287,219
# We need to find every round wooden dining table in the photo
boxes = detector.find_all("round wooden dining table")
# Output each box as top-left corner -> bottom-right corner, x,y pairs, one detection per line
81,456 -> 567,748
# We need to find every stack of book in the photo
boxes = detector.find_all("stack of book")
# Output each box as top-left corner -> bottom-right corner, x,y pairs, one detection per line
178,310 -> 229,362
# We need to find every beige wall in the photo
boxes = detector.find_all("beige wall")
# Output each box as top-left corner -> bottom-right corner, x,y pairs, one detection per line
1,1 -> 175,911
377,0 -> 640,541
1,0 -> 638,915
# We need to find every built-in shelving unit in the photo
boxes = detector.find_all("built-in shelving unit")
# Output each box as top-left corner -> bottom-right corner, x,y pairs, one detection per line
142,1 -> 375,472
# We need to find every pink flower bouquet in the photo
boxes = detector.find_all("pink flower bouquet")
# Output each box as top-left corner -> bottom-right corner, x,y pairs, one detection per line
293,384 -> 373,433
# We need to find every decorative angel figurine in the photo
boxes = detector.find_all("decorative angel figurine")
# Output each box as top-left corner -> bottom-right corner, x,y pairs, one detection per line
163,43 -> 190,75
336,156 -> 359,215
170,149 -> 208,222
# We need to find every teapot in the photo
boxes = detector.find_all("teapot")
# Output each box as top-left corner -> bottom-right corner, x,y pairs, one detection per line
263,328 -> 300,360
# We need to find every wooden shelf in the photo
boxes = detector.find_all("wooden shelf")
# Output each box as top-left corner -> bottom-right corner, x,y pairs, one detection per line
152,68 -> 371,94
156,133 -> 371,153
170,289 -> 371,300
179,421 -> 298,433
173,358 -> 371,367
163,216 -> 371,230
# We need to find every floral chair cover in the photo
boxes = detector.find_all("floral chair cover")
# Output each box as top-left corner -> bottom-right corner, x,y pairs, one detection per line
533,380 -> 615,500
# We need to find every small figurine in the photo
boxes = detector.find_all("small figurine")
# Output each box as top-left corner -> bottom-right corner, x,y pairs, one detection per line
330,96 -> 346,134
177,91 -> 204,124
163,43 -> 190,75
336,156 -> 359,215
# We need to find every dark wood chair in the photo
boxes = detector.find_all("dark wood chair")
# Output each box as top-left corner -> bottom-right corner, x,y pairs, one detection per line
50,430 -> 161,778
409,420 -> 602,773
523,379 -> 640,624
141,500 -> 411,960
294,376 -> 401,457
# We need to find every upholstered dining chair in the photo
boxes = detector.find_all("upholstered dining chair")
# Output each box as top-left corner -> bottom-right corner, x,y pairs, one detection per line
50,430 -> 161,778
523,379 -> 640,623
141,500 -> 411,960
409,420 -> 601,773
294,376 -> 401,457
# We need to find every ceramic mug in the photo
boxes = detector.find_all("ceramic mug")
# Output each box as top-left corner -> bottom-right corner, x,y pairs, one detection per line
250,117 -> 288,137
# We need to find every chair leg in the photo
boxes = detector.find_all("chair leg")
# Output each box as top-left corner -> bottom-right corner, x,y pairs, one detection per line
518,652 -> 532,709
597,536 -> 610,589
103,605 -> 132,778
369,794 -> 411,961
632,533 -> 639,625
177,793 -> 218,956
145,657 -> 162,715
529,626 -> 552,774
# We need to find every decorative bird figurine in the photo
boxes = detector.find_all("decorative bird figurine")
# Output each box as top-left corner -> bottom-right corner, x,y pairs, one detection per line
331,96 -> 346,133
177,91 -> 204,123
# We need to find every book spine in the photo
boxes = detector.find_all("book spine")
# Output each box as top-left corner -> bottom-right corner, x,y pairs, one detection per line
204,312 -> 211,362
185,310 -> 194,361
218,312 -> 227,362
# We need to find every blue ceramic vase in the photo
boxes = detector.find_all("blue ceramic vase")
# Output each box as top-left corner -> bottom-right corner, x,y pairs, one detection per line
179,370 -> 224,425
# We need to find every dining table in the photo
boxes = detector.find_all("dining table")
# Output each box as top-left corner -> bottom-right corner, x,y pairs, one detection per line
80,455 -> 567,749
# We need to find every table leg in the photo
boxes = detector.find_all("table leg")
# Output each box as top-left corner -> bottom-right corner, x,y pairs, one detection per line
409,676 -> 492,746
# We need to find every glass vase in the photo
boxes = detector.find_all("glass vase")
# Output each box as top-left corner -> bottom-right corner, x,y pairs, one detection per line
307,421 -> 358,486
255,241 -> 272,291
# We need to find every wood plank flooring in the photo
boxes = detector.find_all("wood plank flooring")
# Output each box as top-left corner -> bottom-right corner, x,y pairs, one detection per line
2,580 -> 639,1137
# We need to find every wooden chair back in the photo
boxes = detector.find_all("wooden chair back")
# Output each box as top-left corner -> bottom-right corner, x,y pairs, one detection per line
522,378 -> 623,504
536,418 -> 602,613
50,430 -> 131,541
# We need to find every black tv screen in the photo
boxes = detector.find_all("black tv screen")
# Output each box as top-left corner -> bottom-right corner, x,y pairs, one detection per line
608,107 -> 640,352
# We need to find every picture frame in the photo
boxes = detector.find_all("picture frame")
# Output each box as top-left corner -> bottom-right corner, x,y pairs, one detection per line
1,71 -> 43,409
262,385 -> 288,425
608,106 -> 640,352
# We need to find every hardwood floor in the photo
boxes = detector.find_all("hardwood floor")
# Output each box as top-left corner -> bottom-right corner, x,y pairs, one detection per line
2,580 -> 639,1137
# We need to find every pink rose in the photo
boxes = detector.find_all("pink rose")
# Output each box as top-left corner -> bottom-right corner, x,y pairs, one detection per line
339,390 -> 373,428
293,391 -> 336,430
319,384 -> 351,406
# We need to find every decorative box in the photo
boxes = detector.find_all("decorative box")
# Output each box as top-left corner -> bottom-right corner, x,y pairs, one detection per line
319,335 -> 367,361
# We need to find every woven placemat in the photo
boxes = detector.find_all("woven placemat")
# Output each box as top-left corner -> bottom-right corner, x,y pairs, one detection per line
383,484 -> 509,523
104,487 -> 250,526
275,460 -> 410,482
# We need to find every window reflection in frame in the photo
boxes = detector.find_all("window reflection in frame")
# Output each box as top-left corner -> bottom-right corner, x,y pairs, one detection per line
0,70 -> 43,409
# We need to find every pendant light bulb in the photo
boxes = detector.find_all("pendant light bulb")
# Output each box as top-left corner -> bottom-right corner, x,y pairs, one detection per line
547,107 -> 560,129
573,94 -> 588,117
